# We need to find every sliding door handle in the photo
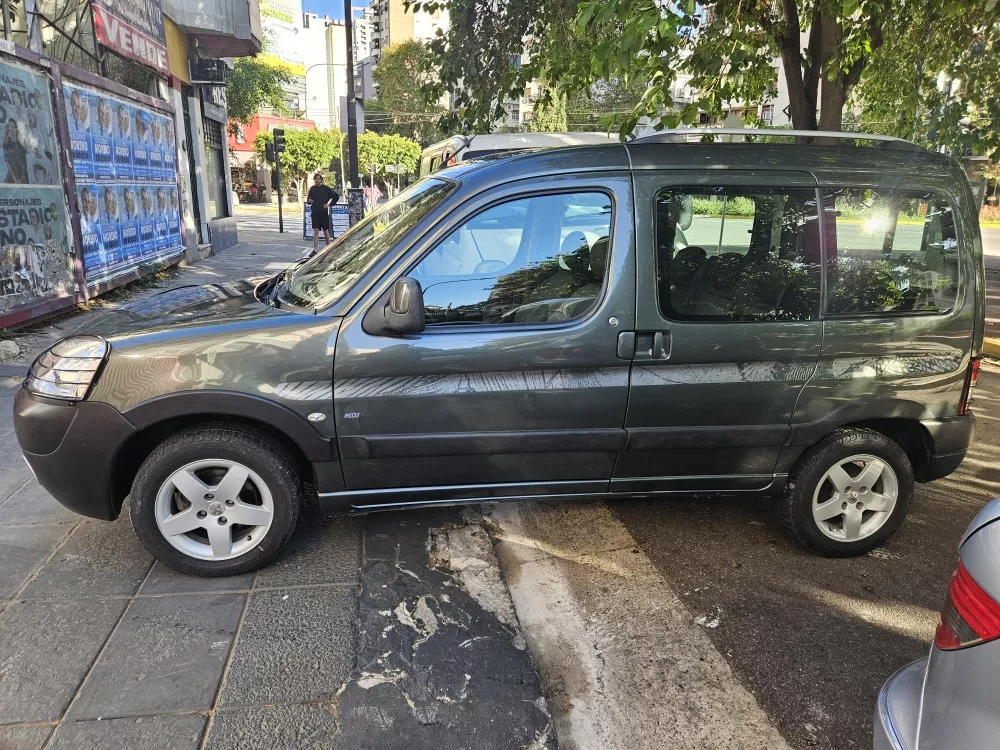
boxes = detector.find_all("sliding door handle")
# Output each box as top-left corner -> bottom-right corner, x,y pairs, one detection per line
652,331 -> 666,359
635,331 -> 671,360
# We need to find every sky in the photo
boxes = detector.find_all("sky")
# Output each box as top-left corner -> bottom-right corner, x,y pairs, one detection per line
300,0 -> 369,19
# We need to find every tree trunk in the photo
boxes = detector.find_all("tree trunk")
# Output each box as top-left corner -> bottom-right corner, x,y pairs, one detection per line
817,12 -> 846,135
776,0 -> 818,131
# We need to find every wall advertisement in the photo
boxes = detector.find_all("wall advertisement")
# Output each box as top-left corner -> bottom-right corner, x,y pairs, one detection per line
91,0 -> 169,75
64,80 -> 182,283
0,60 -> 74,316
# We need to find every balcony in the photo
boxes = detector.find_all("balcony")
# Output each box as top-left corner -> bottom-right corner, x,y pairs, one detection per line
163,0 -> 262,57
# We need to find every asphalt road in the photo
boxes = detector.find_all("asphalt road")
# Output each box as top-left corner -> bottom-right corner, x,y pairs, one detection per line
610,366 -> 1000,750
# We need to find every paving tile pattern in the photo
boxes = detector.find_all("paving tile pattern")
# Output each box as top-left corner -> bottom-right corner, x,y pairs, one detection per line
0,230 -> 362,747
0,217 -> 549,748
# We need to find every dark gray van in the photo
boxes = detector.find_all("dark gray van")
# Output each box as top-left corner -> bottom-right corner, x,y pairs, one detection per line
14,130 -> 984,576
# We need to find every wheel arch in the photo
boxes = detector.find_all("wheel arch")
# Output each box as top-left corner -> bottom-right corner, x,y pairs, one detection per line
110,391 -> 335,515
782,400 -> 936,481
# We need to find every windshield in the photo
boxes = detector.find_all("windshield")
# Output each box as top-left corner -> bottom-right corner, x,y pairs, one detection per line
278,178 -> 455,310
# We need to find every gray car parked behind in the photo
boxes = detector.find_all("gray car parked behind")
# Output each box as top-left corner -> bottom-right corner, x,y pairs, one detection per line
875,496 -> 1000,749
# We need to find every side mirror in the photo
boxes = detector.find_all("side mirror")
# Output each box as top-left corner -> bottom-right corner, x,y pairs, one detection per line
383,277 -> 425,334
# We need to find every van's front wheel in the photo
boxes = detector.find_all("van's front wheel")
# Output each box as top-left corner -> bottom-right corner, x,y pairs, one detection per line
780,428 -> 913,557
131,424 -> 303,576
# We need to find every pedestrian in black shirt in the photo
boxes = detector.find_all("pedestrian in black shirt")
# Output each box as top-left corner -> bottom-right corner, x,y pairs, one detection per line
306,173 -> 339,253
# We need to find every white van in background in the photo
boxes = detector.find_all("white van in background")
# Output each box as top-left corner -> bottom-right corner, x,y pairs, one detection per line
419,132 -> 618,177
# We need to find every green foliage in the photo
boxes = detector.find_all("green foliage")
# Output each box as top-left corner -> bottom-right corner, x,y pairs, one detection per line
226,57 -> 294,134
357,132 -> 423,192
690,196 -> 756,217
254,129 -> 342,198
527,90 -> 567,132
415,0 -> 894,137
368,40 -> 449,145
566,77 -> 648,131
828,259 -> 905,314
853,0 -> 1000,162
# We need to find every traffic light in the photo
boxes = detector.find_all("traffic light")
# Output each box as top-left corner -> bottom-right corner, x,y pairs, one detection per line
265,142 -> 276,162
273,128 -> 286,154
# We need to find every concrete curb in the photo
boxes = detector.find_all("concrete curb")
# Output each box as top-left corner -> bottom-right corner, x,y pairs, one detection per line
985,337 -> 1000,358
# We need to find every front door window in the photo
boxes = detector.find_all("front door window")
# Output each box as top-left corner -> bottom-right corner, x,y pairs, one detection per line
410,191 -> 613,325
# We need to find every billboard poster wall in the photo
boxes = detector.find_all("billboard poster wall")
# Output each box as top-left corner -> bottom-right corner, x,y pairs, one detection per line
0,60 -> 74,317
62,80 -> 183,282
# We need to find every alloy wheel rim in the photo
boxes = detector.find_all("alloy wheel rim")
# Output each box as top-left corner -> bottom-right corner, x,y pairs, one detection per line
154,459 -> 274,561
812,453 -> 898,543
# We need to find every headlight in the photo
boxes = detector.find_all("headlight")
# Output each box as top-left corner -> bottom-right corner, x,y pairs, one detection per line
25,336 -> 108,400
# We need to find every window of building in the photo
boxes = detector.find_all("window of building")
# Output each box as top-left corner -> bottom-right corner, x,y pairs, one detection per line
410,191 -> 613,325
203,119 -> 230,219
655,187 -> 822,322
823,188 -> 959,315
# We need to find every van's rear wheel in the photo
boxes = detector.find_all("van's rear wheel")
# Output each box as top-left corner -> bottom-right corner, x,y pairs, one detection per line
780,428 -> 913,557
131,424 -> 303,576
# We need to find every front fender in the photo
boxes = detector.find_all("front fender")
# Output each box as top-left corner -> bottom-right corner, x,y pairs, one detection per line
122,390 -> 337,462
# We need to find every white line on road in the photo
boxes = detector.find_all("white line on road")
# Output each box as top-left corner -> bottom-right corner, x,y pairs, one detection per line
488,500 -> 791,750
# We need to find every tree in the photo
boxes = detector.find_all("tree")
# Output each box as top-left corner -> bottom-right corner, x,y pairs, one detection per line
566,77 -> 648,131
853,0 -> 999,161
254,129 -> 342,202
415,0 -> 995,141
527,90 -> 567,132
226,56 -> 295,136
369,40 -> 447,145
357,132 -> 422,196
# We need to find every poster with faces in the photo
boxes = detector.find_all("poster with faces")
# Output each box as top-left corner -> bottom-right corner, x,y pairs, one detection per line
118,185 -> 140,262
62,80 -> 184,282
91,96 -> 115,181
112,101 -> 133,182
147,115 -> 163,180
64,84 -> 93,180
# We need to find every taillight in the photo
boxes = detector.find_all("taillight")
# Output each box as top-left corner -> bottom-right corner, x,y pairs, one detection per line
934,561 -> 1000,650
959,357 -> 981,415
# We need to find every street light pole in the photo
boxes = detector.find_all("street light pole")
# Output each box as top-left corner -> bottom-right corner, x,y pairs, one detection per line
343,0 -> 361,189
303,61 -> 351,191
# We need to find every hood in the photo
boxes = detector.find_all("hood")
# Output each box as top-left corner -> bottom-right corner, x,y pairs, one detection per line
68,280 -> 297,340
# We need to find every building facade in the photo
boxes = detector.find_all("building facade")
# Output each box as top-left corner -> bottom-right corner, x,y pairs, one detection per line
0,0 -> 255,327
368,0 -> 447,66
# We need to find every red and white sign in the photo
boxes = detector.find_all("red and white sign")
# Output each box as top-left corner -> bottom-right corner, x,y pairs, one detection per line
92,4 -> 169,75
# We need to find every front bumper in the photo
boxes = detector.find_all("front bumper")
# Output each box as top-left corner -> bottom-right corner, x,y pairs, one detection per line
13,387 -> 136,520
873,658 -> 926,750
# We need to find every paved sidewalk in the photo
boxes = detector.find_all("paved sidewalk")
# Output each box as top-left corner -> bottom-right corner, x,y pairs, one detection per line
0,217 -> 549,749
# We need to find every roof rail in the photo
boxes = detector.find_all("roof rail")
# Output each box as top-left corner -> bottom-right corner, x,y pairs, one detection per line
630,127 -> 920,148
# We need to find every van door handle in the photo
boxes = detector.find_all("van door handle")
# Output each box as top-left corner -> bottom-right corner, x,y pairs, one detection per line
616,331 -> 635,360
634,331 -> 671,360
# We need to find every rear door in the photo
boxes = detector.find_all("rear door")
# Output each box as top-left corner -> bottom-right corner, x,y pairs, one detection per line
333,173 -> 636,505
614,170 -> 824,492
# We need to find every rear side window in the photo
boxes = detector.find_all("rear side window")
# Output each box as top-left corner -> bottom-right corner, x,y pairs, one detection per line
410,191 -> 613,325
824,189 -> 959,315
655,188 -> 822,321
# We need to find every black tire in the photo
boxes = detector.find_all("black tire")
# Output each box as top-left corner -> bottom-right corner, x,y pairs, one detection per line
131,424 -> 303,576
779,427 -> 914,557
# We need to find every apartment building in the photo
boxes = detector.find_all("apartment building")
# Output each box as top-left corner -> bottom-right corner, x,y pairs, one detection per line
368,0 -> 448,65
